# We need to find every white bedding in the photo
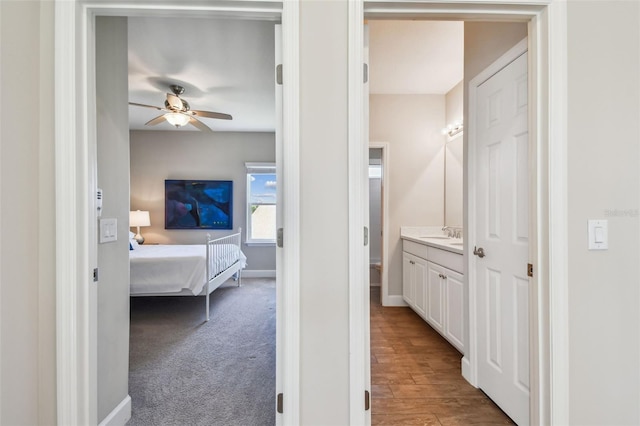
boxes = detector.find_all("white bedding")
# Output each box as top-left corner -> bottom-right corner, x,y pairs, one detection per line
129,244 -> 246,296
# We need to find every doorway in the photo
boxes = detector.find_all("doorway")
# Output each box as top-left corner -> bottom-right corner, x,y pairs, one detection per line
349,2 -> 569,425
55,3 -> 300,425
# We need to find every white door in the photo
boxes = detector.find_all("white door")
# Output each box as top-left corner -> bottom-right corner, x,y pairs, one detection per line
474,51 -> 530,425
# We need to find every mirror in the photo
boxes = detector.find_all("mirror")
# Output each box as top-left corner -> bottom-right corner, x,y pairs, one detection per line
444,133 -> 463,227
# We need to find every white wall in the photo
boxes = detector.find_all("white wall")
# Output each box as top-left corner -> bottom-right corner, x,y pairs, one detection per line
567,2 -> 640,424
299,1 -> 350,423
96,16 -> 131,423
0,1 -> 57,424
369,94 -> 446,297
130,130 -> 276,271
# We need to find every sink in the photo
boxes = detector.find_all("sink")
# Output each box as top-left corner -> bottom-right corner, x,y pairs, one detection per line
419,235 -> 450,239
449,242 -> 464,246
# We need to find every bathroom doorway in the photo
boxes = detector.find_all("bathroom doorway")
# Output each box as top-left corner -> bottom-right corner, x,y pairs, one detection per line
368,143 -> 389,305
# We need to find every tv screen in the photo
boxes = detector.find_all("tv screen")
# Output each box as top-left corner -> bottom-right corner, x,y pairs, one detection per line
165,179 -> 233,230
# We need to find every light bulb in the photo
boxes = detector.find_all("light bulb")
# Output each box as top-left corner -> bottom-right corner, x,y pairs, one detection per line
165,112 -> 190,127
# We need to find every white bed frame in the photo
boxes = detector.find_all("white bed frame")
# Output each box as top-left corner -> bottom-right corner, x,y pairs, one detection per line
131,228 -> 244,322
203,228 -> 244,321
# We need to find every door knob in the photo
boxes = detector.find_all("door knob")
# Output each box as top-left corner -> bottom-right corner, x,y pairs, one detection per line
473,246 -> 485,258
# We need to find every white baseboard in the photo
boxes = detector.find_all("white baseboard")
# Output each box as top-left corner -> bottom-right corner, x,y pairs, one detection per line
242,269 -> 276,278
382,295 -> 408,307
99,395 -> 131,426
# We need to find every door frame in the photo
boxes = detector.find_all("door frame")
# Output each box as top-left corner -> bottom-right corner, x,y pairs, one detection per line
348,1 -> 569,425
369,142 -> 390,306
466,37 -> 530,422
54,1 -> 300,425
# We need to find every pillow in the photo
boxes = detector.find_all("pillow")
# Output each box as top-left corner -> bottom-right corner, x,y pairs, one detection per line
129,231 -> 139,250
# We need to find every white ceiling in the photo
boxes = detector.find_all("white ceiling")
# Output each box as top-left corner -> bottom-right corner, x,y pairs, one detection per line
369,20 -> 464,95
127,17 -> 276,132
127,18 -> 463,132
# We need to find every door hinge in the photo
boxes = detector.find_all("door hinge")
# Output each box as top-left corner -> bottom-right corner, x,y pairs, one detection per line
93,268 -> 99,282
277,228 -> 284,248
364,226 -> 369,246
527,263 -> 533,278
276,64 -> 283,85
364,390 -> 370,411
277,393 -> 284,414
363,63 -> 368,83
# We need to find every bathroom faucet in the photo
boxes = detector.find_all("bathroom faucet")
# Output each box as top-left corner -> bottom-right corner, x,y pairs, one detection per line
442,226 -> 453,238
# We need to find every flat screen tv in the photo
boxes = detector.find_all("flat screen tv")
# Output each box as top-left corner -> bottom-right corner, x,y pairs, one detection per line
165,179 -> 233,230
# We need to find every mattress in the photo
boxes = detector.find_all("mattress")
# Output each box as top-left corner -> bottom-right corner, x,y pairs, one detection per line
129,244 -> 246,296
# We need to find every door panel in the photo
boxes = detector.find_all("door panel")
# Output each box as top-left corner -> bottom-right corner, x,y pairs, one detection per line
475,51 -> 530,426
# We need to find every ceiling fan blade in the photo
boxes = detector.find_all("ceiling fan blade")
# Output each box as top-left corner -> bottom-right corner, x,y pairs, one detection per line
129,102 -> 166,111
166,93 -> 183,110
145,115 -> 167,126
191,110 -> 233,120
188,116 -> 213,132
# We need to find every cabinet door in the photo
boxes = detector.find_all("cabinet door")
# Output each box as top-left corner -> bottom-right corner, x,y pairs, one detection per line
402,252 -> 415,306
413,256 -> 427,319
444,268 -> 464,352
426,262 -> 445,333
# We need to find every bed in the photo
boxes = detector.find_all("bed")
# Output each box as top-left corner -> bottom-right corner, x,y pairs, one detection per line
129,229 -> 247,321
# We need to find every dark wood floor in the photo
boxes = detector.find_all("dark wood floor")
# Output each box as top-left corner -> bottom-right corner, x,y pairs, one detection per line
370,287 -> 515,425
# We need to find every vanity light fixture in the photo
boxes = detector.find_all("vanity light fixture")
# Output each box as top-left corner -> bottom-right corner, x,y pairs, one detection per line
442,121 -> 464,138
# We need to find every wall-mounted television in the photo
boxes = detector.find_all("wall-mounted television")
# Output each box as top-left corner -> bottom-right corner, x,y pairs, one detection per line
165,179 -> 233,230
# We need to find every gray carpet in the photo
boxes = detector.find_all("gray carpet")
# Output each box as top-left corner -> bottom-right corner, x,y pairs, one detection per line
128,278 -> 276,426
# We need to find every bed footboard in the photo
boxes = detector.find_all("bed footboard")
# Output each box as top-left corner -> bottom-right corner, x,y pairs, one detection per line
205,228 -> 243,321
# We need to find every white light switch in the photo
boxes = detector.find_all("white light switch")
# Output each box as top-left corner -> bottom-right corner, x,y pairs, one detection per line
588,219 -> 608,250
99,218 -> 118,243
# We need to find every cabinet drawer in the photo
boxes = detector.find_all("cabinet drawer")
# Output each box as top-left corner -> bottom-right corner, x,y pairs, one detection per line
428,246 -> 463,273
403,240 -> 429,259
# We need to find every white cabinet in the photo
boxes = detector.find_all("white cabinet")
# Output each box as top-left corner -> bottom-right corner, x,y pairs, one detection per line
426,263 -> 445,333
402,252 -> 427,318
402,239 -> 464,353
444,268 -> 464,352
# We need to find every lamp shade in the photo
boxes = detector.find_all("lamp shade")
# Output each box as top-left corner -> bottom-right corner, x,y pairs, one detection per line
129,210 -> 150,227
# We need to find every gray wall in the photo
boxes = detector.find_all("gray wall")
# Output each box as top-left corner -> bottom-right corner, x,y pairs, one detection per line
2,2 -> 640,425
369,94 -> 446,297
567,2 -> 639,423
129,130 -> 276,271
96,17 -> 131,422
0,1 -> 57,424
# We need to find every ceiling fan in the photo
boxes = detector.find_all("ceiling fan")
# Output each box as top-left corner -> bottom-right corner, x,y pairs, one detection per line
129,84 -> 232,132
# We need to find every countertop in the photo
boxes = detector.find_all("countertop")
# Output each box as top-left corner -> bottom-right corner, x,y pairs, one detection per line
400,226 -> 464,255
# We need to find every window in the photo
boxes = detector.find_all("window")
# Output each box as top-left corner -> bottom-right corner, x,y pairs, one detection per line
246,163 -> 277,244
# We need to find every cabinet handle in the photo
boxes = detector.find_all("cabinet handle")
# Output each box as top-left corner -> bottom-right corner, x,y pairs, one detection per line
438,273 -> 448,279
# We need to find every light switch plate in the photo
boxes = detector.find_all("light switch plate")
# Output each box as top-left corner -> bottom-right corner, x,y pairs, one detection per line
588,219 -> 608,250
99,218 -> 117,243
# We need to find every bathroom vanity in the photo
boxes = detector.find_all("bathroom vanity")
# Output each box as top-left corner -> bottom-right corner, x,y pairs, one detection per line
401,227 -> 464,353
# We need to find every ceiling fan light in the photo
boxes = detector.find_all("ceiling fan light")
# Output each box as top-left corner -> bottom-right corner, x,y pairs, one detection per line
165,112 -> 190,127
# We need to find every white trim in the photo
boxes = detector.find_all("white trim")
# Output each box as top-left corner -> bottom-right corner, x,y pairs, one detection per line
242,270 -> 277,278
348,0 -> 370,424
369,142 -> 390,307
98,395 -> 131,426
546,2 -> 569,423
350,2 -> 567,425
280,2 -> 301,425
466,37 -> 529,391
384,295 -> 408,307
55,2 -> 300,425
